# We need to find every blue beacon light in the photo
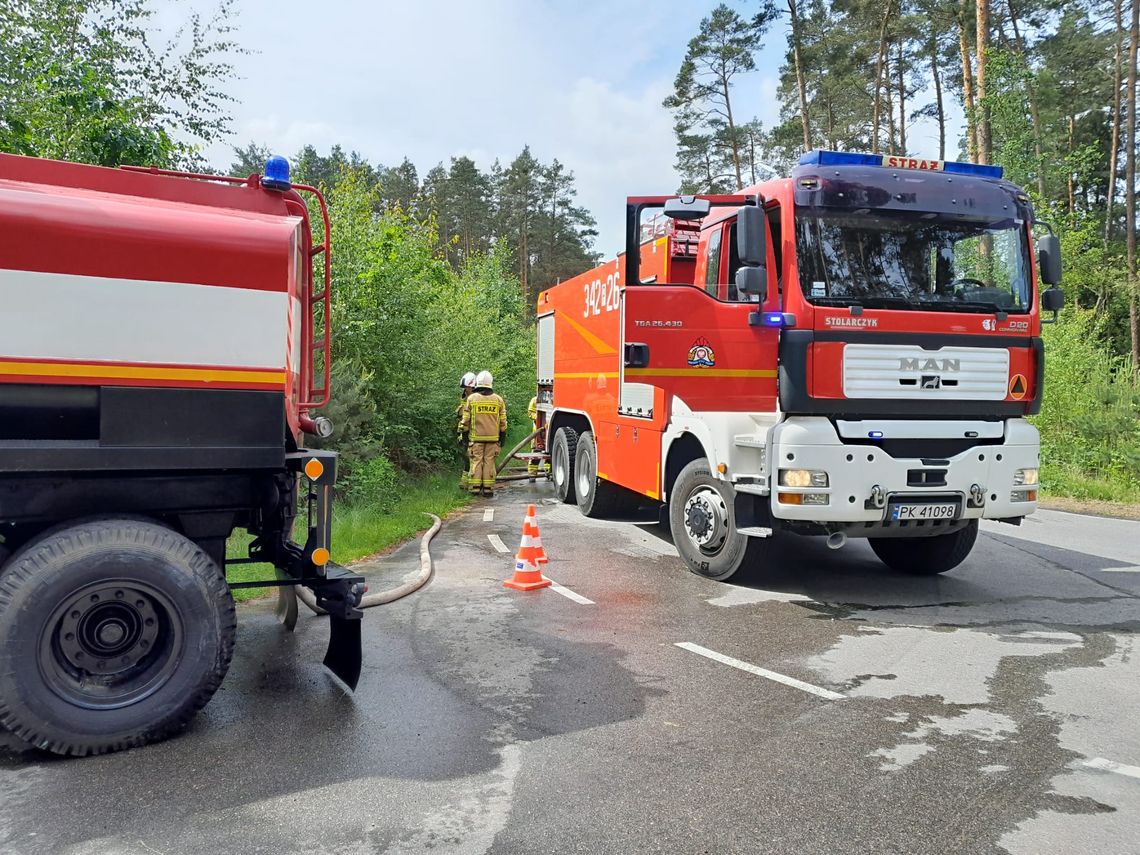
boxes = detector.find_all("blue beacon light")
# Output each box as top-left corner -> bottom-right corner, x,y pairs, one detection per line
261,155 -> 292,191
868,430 -> 885,439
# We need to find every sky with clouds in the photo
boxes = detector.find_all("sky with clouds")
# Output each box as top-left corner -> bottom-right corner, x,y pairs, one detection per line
190,0 -> 945,256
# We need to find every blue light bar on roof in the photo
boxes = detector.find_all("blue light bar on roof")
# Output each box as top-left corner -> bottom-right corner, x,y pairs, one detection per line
798,150 -> 1004,180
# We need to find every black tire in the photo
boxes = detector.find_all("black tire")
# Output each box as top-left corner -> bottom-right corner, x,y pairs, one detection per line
869,520 -> 979,575
669,459 -> 768,582
0,519 -> 237,756
574,432 -> 641,519
552,427 -> 579,504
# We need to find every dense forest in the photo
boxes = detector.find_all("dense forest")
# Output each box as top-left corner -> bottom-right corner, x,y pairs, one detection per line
1,0 -> 1138,501
665,0 -> 1140,498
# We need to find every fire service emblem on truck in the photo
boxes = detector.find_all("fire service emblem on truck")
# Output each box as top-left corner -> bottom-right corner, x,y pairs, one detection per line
687,338 -> 716,368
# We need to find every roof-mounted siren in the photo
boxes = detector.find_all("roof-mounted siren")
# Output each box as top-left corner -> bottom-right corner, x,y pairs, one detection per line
261,155 -> 292,192
798,149 -> 1004,180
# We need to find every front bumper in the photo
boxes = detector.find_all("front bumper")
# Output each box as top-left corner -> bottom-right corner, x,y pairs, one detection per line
767,417 -> 1040,526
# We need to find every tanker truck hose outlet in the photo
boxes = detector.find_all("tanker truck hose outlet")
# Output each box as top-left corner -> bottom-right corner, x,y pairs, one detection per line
295,512 -> 441,615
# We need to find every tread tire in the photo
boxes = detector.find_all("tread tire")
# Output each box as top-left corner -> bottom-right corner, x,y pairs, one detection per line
0,519 -> 236,756
669,459 -> 768,582
869,521 -> 979,575
552,427 -> 579,504
574,432 -> 640,518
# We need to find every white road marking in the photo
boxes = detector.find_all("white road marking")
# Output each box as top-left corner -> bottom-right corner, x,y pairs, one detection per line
675,642 -> 845,701
487,534 -> 510,554
483,509 -> 494,522
1084,757 -> 1140,780
706,587 -> 811,607
549,582 -> 594,605
1100,566 -> 1140,573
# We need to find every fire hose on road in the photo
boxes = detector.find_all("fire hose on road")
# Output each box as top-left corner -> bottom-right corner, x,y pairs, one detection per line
294,512 -> 441,616
496,427 -> 544,481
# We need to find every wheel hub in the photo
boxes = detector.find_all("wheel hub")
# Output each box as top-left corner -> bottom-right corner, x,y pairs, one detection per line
41,579 -> 182,710
683,488 -> 728,552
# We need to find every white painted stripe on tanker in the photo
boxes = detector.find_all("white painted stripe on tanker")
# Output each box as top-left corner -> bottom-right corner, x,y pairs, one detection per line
0,269 -> 288,370
290,296 -> 303,374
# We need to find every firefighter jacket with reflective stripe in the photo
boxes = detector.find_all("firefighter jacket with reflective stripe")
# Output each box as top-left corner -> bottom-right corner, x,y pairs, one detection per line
461,391 -> 507,442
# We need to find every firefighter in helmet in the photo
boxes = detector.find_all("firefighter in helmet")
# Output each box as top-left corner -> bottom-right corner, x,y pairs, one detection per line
526,395 -> 548,480
460,370 -> 507,497
455,371 -> 477,489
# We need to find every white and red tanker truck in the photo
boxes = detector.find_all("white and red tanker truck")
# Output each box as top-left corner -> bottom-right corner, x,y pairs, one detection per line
0,153 -> 363,756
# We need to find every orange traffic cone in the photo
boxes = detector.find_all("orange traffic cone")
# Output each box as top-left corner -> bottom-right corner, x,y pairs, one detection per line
524,504 -> 549,565
504,507 -> 552,591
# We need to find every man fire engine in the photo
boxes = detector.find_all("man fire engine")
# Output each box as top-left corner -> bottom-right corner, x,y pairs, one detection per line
0,153 -> 364,756
536,150 -> 1064,581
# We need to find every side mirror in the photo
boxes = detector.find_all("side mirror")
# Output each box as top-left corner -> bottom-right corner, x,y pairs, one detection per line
1037,234 -> 1062,286
1042,286 -> 1064,313
735,266 -> 767,302
736,205 -> 766,268
663,195 -> 711,221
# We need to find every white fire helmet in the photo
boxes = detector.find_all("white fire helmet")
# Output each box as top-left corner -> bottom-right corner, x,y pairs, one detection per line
461,371 -> 477,389
475,370 -> 494,389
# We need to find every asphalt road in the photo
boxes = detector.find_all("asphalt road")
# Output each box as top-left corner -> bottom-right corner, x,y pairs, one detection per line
2,486 -> 1139,855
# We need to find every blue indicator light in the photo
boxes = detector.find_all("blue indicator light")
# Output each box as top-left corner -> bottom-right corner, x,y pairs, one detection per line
261,155 -> 291,191
760,312 -> 786,328
868,430 -> 884,439
798,149 -> 1005,180
798,150 -> 882,168
942,160 -> 1004,179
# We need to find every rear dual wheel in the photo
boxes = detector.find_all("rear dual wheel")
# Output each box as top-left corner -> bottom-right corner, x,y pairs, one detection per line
574,432 -> 640,518
869,521 -> 979,575
0,519 -> 236,756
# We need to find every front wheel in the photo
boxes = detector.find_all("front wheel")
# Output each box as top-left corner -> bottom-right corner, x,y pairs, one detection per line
868,520 -> 979,575
0,519 -> 236,756
669,459 -> 767,582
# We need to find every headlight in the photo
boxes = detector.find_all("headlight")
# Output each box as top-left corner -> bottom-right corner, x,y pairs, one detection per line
780,469 -> 829,488
1014,468 -> 1039,486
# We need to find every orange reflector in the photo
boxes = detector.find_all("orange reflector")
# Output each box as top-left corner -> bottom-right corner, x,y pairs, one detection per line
311,547 -> 330,566
1026,490 -> 1038,502
717,463 -> 727,474
778,492 -> 803,505
304,458 -> 324,480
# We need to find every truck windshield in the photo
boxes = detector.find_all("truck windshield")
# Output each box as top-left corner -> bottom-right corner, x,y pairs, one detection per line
795,209 -> 1030,313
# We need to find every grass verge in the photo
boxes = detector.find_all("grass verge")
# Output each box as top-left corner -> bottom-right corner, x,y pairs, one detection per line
1041,464 -> 1140,506
225,470 -> 470,603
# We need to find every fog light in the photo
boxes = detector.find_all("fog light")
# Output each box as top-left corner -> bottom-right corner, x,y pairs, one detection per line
1011,489 -> 1038,503
780,469 -> 829,488
1014,468 -> 1039,486
801,492 -> 829,505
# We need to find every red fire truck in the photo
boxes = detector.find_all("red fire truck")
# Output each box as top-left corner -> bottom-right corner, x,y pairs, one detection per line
0,153 -> 364,756
537,150 -> 1064,581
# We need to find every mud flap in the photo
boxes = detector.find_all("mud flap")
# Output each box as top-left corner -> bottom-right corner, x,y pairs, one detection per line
275,581 -> 299,631
308,565 -> 366,690
324,616 -> 362,690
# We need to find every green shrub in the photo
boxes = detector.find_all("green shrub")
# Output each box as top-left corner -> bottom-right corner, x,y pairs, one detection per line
341,453 -> 399,510
1035,310 -> 1140,499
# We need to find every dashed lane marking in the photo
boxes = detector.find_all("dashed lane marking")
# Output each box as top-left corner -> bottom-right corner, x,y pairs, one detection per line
675,642 -> 845,701
483,509 -> 495,522
1084,757 -> 1140,780
1100,566 -> 1140,573
487,534 -> 510,553
549,582 -> 594,605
